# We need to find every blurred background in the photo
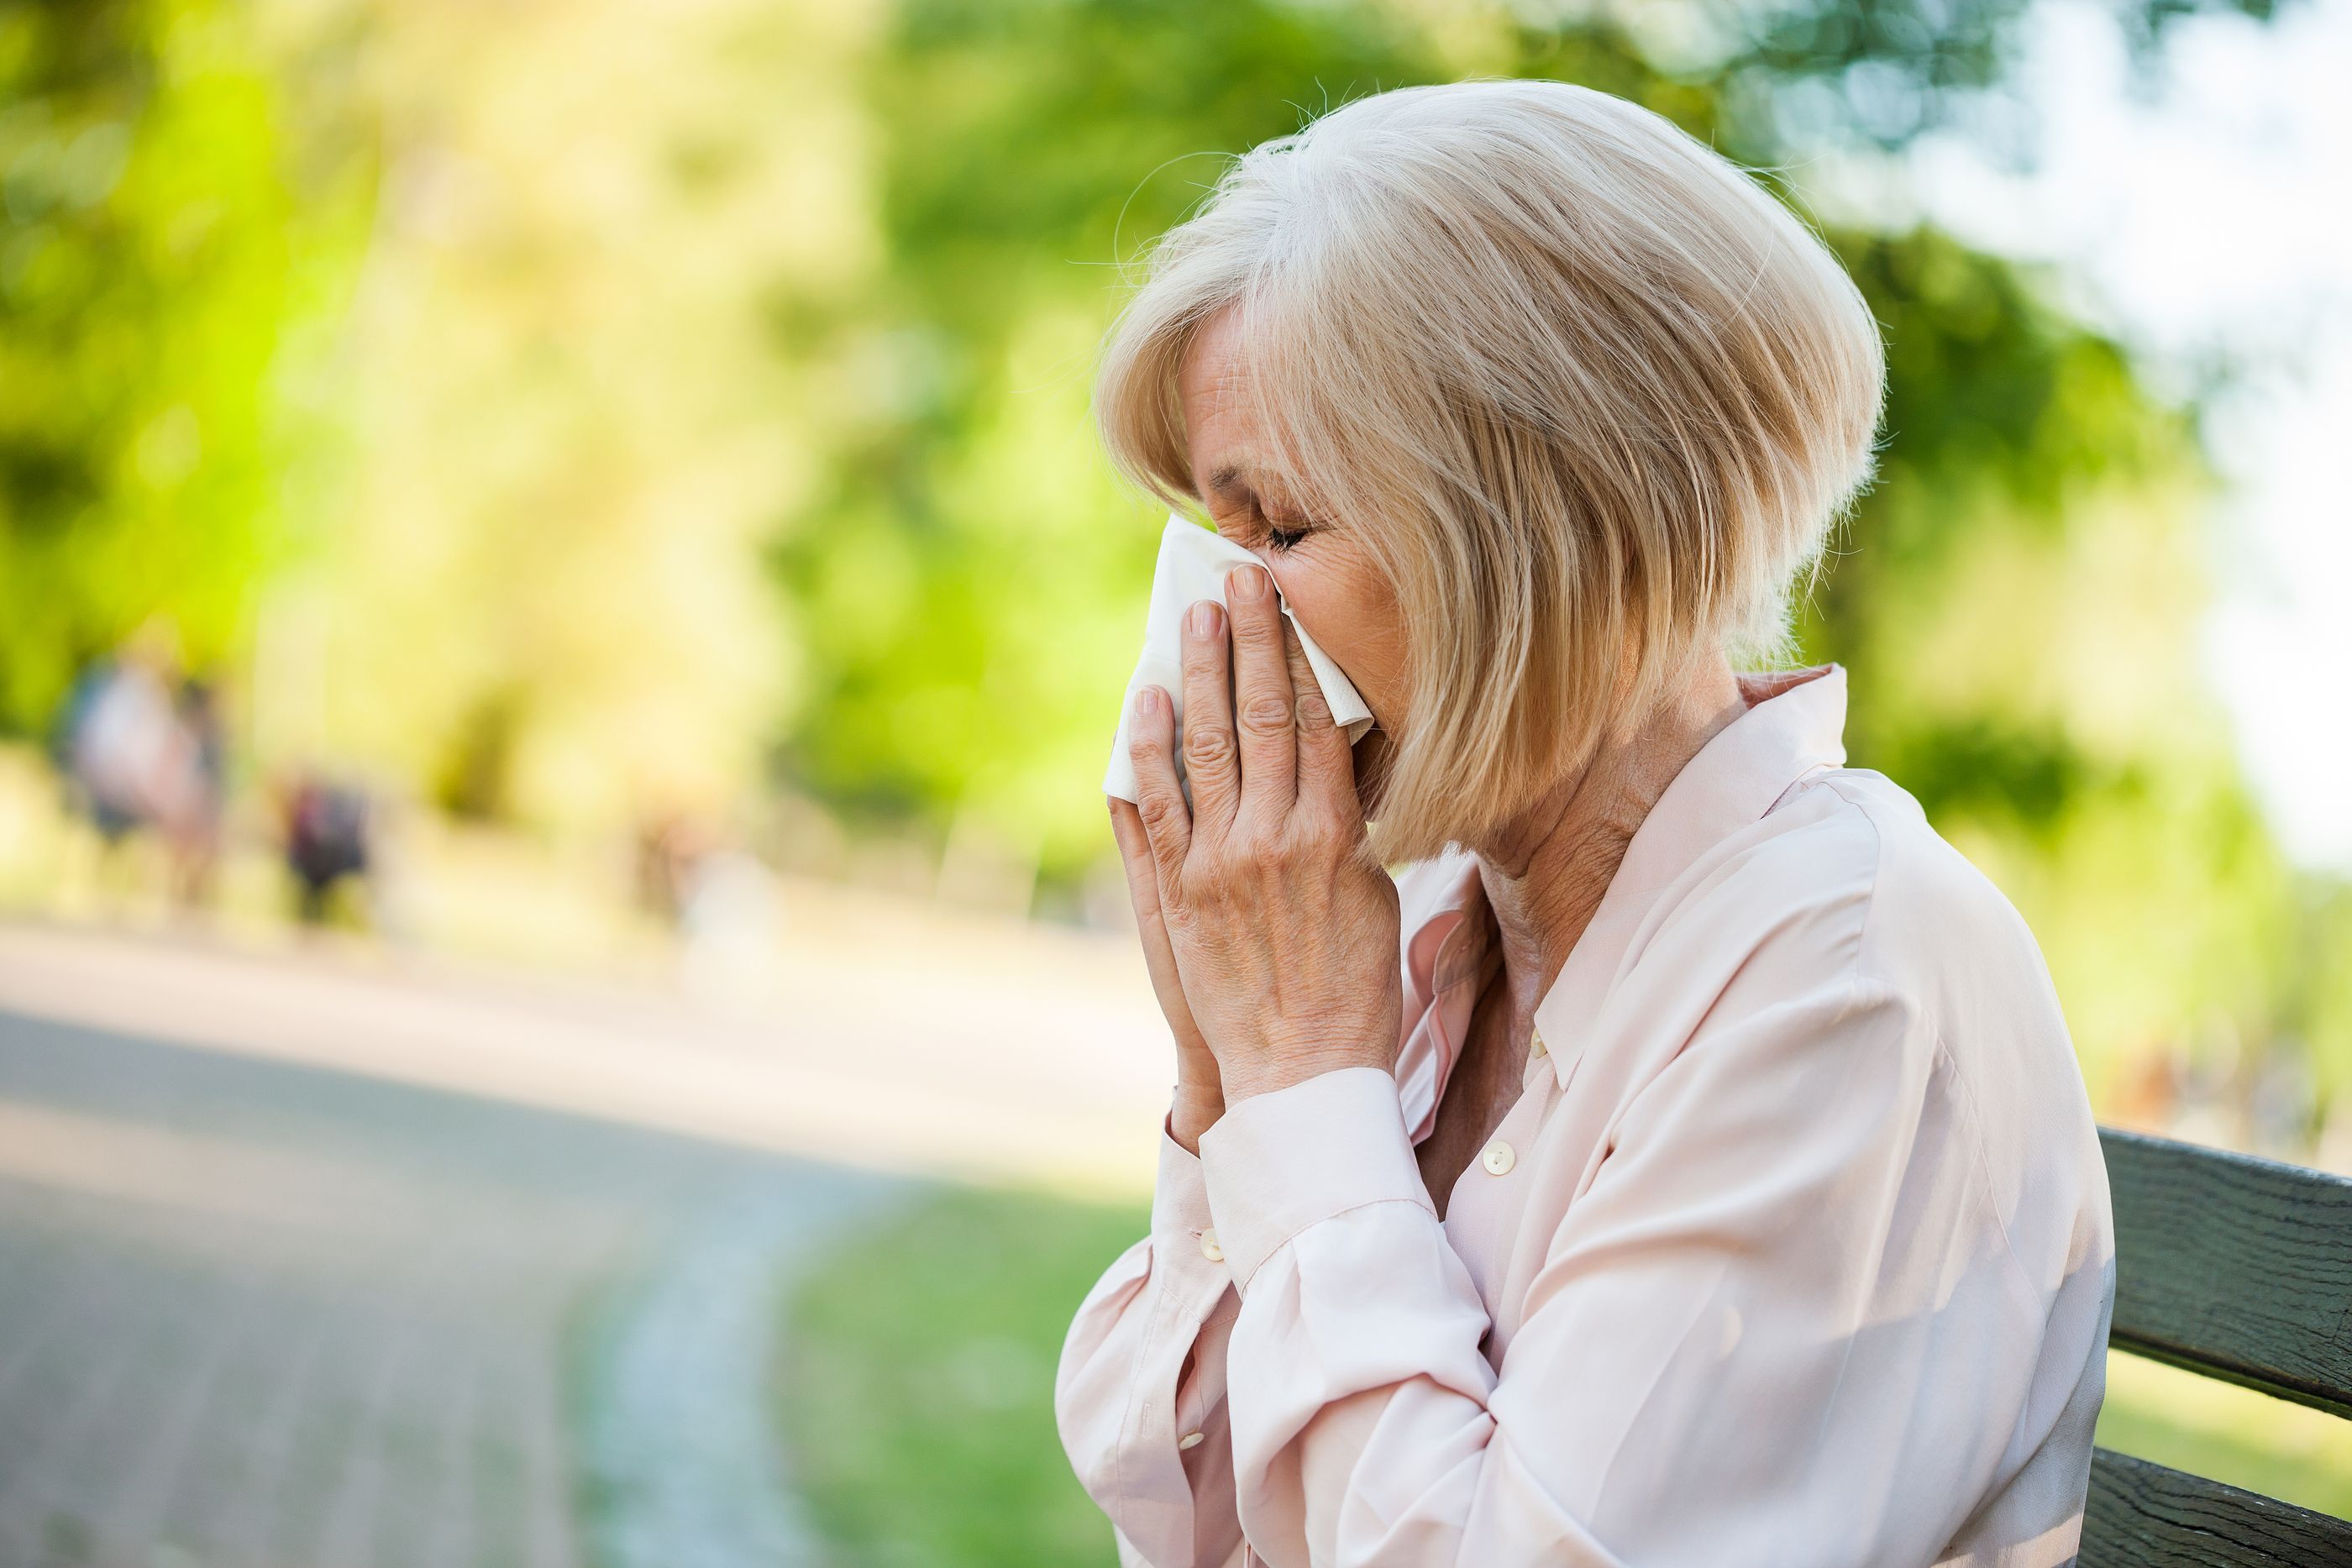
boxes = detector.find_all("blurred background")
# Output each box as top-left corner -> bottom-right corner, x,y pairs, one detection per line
1,0 -> 2348,1561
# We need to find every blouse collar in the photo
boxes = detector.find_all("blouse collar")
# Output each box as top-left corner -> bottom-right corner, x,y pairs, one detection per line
1399,663 -> 1850,1096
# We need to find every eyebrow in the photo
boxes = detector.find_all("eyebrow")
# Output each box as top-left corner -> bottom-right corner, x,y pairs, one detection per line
1205,463 -> 1257,496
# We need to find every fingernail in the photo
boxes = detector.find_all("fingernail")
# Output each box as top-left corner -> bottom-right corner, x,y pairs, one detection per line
1188,600 -> 1219,637
1135,685 -> 1160,718
1226,564 -> 1265,601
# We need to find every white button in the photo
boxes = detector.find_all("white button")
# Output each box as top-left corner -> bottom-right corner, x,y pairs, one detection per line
1530,1029 -> 1548,1059
1200,1230 -> 1224,1262
1178,1430 -> 1205,1450
1481,1140 -> 1516,1176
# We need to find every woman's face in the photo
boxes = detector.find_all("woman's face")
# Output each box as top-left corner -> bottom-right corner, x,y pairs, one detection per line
1177,306 -> 1407,805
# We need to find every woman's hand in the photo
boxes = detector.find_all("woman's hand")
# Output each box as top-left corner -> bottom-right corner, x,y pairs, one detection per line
1106,794 -> 1225,1151
1118,561 -> 1402,1109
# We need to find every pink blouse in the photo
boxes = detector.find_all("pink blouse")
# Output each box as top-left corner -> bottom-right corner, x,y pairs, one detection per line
1056,663 -> 2116,1568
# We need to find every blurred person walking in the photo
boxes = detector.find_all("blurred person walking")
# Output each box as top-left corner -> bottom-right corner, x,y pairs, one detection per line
165,675 -> 229,905
55,636 -> 214,904
64,648 -> 182,843
278,773 -> 374,926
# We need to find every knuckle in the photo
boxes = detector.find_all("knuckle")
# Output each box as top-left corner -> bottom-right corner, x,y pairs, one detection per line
1182,721 -> 1234,770
1285,790 -> 1341,837
1294,810 -> 1343,856
1137,789 -> 1183,835
1295,689 -> 1334,728
1239,692 -> 1294,735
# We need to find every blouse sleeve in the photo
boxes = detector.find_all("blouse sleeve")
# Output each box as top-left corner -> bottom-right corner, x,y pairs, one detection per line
1194,975 -> 2087,1567
1056,1105 -> 1248,1568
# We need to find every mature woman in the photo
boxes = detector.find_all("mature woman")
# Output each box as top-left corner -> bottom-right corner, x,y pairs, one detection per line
1058,78 -> 2115,1568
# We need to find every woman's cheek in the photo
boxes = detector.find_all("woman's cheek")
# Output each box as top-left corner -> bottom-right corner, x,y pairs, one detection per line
1269,553 -> 1407,729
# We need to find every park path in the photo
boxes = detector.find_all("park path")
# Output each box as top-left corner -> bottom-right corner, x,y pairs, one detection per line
0,893 -> 1173,1194
0,1007 -> 900,1567
0,902 -> 1174,1567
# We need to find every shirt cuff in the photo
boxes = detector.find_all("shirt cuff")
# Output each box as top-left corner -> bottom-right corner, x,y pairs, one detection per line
1196,1065 -> 1433,1290
1151,1108 -> 1216,1237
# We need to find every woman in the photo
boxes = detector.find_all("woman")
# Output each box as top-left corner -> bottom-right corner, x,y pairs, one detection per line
1058,78 -> 2114,1568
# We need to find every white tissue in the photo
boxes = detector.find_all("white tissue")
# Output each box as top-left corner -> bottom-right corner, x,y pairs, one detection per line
1103,512 -> 1376,805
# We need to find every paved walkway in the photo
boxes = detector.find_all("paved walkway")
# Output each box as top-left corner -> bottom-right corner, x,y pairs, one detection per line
0,901 -> 1173,1195
0,906 -> 1173,1567
0,1007 -> 901,1568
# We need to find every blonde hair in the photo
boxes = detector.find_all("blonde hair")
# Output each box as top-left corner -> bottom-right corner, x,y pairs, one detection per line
1094,78 -> 1887,866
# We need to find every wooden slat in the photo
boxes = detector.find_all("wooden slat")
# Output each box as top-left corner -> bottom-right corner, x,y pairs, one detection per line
2101,1126 -> 2352,1418
2082,1448 -> 2352,1566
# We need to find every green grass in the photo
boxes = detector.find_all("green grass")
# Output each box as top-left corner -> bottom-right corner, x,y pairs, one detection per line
778,1183 -> 1149,1568
779,1185 -> 2352,1565
2097,1350 -> 2352,1518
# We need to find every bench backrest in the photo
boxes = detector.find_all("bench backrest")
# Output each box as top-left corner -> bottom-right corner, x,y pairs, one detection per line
2082,1127 -> 2352,1565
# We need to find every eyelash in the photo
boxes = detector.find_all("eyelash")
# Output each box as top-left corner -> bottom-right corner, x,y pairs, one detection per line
1263,522 -> 1310,552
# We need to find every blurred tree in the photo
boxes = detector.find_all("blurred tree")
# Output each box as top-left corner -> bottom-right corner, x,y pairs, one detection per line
0,0 -> 363,726
236,0 -> 869,835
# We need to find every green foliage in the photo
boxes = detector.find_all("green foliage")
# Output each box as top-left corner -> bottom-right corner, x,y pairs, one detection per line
2287,879 -> 2352,1108
0,0 -> 360,725
210,0 -> 837,831
780,1183 -> 1149,1567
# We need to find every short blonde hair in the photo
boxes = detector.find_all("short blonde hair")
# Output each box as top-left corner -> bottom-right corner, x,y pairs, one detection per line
1091,80 -> 1882,865
1094,78 -> 1887,867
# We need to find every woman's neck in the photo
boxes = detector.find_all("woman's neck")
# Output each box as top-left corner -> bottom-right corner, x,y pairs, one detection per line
1467,654 -> 1750,1025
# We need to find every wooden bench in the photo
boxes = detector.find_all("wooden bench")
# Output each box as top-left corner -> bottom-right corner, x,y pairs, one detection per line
2083,1127 -> 2352,1565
